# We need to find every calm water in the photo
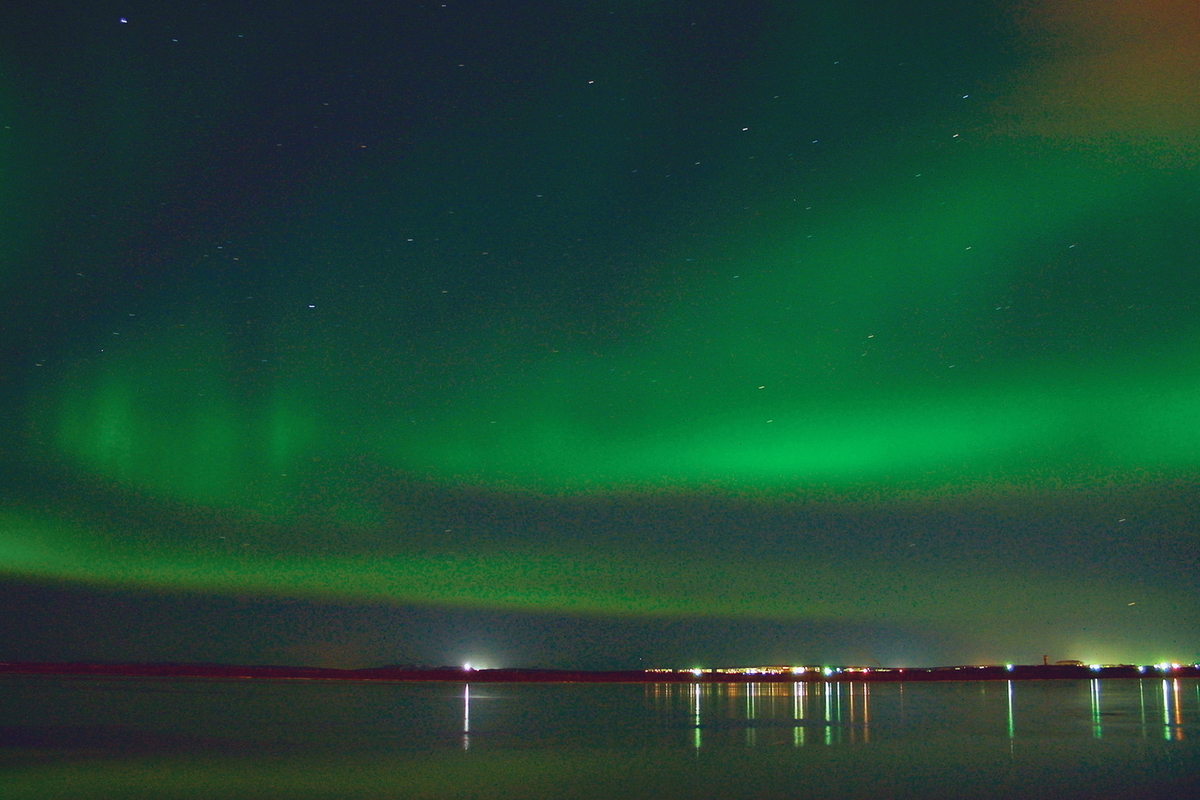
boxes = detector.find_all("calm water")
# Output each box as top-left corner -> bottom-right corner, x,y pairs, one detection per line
2,677 -> 1198,798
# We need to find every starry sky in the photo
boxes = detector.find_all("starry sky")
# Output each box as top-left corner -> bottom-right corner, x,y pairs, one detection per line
2,0 -> 1199,670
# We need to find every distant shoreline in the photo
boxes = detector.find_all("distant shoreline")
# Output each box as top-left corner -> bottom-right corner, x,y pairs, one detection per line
2,662 -> 1196,683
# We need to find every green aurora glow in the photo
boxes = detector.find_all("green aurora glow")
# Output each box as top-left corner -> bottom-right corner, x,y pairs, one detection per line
4,0 -> 1200,667
37,145 -> 1200,501
3,507 -> 1189,662
17,137 -> 1200,666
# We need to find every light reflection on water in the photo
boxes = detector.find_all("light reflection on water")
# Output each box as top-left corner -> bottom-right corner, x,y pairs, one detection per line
647,677 -> 1198,749
648,681 -> 877,749
2,677 -> 1198,799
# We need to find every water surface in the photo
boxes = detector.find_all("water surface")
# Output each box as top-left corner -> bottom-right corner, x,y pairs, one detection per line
2,677 -> 1197,798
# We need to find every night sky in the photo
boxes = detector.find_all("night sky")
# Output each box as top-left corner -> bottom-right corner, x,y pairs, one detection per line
2,0 -> 1199,670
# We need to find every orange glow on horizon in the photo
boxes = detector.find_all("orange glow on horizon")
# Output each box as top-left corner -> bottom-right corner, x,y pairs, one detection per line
993,0 -> 1200,151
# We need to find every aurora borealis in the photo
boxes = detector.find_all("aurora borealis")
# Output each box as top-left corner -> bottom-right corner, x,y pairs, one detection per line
2,0 -> 1199,669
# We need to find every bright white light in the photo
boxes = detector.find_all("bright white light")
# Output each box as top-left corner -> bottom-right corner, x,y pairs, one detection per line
690,668 -> 702,676
463,662 -> 473,671
1089,664 -> 1102,671
1005,664 -> 1014,672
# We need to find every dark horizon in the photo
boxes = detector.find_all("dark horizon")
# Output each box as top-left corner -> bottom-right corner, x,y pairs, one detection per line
6,658 -> 1198,682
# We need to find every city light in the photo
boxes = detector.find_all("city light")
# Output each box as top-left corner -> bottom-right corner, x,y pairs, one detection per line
646,661 -> 1199,681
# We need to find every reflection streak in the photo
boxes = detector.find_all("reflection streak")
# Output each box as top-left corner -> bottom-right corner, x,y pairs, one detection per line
462,683 -> 471,750
1172,679 -> 1185,741
651,679 -> 881,749
1163,679 -> 1172,741
1007,680 -> 1014,740
793,682 -> 806,748
648,679 -> 1194,753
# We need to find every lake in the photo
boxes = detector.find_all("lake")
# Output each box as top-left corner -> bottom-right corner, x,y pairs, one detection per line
2,676 -> 1197,798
